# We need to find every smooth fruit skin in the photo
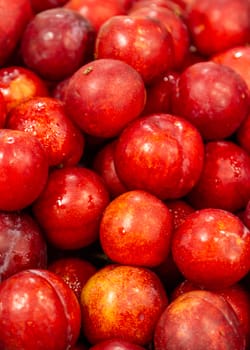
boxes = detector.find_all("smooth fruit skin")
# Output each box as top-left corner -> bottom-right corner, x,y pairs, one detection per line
81,264 -> 168,346
0,0 -> 33,66
114,113 -> 204,200
171,61 -> 249,141
64,58 -> 146,138
21,8 -> 94,81
0,129 -> 49,211
154,290 -> 246,350
95,15 -> 174,83
172,280 -> 250,348
100,190 -> 173,267
0,212 -> 47,282
187,141 -> 250,213
64,0 -> 127,34
32,166 -> 110,250
212,45 -> 250,92
186,0 -> 250,56
172,208 -> 250,290
128,6 -> 190,70
0,269 -> 81,350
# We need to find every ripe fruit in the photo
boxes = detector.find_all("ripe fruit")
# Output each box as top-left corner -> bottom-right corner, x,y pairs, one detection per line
32,166 -> 110,250
154,290 -> 246,350
21,8 -> 95,81
100,190 -> 173,267
114,113 -> 204,200
81,264 -> 168,345
0,129 -> 49,211
64,58 -> 146,138
172,208 -> 250,289
186,0 -> 250,56
187,141 -> 250,212
0,0 -> 33,66
0,66 -> 49,113
171,61 -> 249,140
7,96 -> 85,167
0,269 -> 81,350
95,14 -> 174,83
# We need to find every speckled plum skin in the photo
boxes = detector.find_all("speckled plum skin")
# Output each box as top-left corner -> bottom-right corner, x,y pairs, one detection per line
172,208 -> 250,290
48,257 -> 97,300
171,61 -> 249,141
114,113 -> 204,200
0,269 -> 81,350
64,58 -> 146,138
100,190 -> 173,267
154,290 -> 246,350
81,264 -> 168,345
0,66 -> 49,113
7,96 -> 85,167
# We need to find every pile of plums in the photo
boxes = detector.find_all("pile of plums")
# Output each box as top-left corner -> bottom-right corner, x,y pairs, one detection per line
0,0 -> 250,349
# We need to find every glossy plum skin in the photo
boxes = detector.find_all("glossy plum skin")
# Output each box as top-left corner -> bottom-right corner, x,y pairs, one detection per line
186,0 -> 250,56
95,15 -> 174,83
7,96 -> 85,167
187,141 -> 250,213
48,257 -> 97,300
128,5 -> 190,70
171,61 -> 249,141
212,45 -> 250,92
172,208 -> 250,290
0,0 -> 33,66
172,280 -> 250,347
81,264 -> 168,345
0,269 -> 81,350
64,58 -> 146,138
21,8 -> 95,81
0,129 -> 49,211
154,290 -> 246,350
114,113 -> 204,200
0,66 -> 49,113
100,190 -> 173,267
0,211 -> 47,282
32,166 -> 110,250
